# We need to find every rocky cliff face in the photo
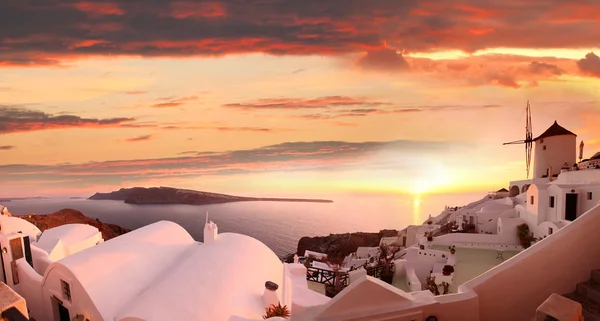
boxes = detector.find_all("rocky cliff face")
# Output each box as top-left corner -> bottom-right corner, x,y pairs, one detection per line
289,229 -> 398,262
21,209 -> 130,240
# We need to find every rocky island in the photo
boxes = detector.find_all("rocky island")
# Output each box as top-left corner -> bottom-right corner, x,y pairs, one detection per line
284,229 -> 399,262
89,186 -> 334,205
19,209 -> 130,240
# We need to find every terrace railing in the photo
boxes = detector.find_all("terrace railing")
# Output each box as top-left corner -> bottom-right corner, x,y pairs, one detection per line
306,264 -> 389,287
306,266 -> 349,286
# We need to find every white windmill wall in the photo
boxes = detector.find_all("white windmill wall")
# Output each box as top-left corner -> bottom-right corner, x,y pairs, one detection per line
533,135 -> 576,179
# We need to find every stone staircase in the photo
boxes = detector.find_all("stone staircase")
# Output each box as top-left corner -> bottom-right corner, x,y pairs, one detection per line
564,269 -> 600,321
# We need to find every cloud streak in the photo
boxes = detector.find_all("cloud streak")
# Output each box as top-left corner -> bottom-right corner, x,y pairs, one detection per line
0,140 -> 470,189
0,145 -> 15,150
223,96 -> 390,110
0,106 -> 135,133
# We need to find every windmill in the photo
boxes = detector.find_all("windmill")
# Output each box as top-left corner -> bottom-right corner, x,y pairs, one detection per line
503,101 -> 534,178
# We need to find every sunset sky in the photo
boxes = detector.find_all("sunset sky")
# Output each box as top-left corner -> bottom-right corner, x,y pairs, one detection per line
1,0 -> 599,197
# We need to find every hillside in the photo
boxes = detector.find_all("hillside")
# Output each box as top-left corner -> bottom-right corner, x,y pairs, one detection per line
89,186 -> 334,205
20,209 -> 130,240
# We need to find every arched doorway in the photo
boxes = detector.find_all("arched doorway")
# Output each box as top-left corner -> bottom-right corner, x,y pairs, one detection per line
509,186 -> 520,197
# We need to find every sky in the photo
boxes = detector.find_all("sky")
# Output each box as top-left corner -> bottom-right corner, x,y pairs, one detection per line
1,0 -> 599,198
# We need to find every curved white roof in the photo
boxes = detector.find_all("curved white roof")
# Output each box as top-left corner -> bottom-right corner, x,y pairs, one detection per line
35,224 -> 100,255
0,216 -> 42,240
116,232 -> 283,321
49,221 -> 196,321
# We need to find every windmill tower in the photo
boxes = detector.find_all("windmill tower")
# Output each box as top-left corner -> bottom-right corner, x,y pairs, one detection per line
504,101 -> 577,179
504,101 -> 534,178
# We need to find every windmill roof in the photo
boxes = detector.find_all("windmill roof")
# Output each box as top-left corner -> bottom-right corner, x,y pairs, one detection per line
534,121 -> 576,141
496,188 -> 509,192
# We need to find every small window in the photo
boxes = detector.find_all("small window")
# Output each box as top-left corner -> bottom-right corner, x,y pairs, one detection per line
549,227 -> 553,235
540,139 -> 544,143
61,280 -> 71,302
549,196 -> 555,208
531,196 -> 535,205
588,192 -> 593,200
543,146 -> 547,150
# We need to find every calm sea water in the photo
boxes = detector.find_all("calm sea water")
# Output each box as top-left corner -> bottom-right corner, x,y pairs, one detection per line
3,192 -> 483,257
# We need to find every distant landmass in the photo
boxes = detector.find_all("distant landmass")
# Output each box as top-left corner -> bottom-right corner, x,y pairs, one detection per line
89,186 -> 334,205
0,196 -> 50,202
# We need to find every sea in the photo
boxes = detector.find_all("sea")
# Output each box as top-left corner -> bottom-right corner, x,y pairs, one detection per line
3,192 -> 484,258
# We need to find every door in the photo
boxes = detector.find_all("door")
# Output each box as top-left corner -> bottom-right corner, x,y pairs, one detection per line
565,193 -> 578,221
0,242 -> 5,283
52,297 -> 70,321
58,302 -> 69,321
402,236 -> 406,247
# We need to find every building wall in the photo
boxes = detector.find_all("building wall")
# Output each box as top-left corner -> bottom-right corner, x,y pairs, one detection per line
533,134 -> 576,179
42,265 -> 102,321
15,259 -> 44,321
463,204 -> 600,321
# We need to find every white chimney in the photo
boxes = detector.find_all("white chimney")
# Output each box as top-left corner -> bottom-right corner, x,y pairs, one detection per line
293,254 -> 299,264
203,211 -> 218,244
263,281 -> 280,309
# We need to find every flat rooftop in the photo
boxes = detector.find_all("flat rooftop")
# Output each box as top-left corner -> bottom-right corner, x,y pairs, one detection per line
430,245 -> 520,293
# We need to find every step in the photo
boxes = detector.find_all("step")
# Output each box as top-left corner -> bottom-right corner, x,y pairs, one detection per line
565,292 -> 600,320
576,281 -> 600,305
593,270 -> 600,284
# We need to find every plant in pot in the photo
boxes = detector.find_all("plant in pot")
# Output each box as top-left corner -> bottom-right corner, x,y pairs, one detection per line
426,231 -> 434,242
516,223 -> 534,249
426,276 -> 440,295
303,255 -> 315,268
378,243 -> 401,284
449,245 -> 456,255
442,265 -> 454,276
324,256 -> 346,298
263,303 -> 291,319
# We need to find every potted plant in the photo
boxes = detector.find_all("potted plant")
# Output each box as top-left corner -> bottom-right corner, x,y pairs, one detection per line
426,231 -> 434,242
378,243 -> 401,284
517,223 -> 534,248
263,303 -> 291,319
442,265 -> 454,276
324,256 -> 346,298
449,245 -> 456,255
303,255 -> 315,268
419,244 -> 425,250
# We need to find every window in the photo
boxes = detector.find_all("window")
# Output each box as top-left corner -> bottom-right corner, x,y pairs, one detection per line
531,196 -> 535,205
61,280 -> 71,302
543,146 -> 547,150
549,227 -> 553,235
588,192 -> 593,200
549,196 -> 555,208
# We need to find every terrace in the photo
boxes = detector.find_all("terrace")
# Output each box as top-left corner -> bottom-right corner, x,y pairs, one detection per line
429,245 -> 520,292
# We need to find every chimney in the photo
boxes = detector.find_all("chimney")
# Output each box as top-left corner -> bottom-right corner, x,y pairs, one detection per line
203,211 -> 218,244
293,254 -> 299,264
263,281 -> 279,309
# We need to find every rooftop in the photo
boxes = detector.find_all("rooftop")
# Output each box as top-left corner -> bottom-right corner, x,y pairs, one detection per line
430,245 -> 520,293
534,121 -> 576,141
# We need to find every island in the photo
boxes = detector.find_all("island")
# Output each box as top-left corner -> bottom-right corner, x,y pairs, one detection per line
88,186 -> 334,205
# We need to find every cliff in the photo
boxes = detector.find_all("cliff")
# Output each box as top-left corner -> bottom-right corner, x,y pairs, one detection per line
288,229 -> 398,262
21,209 -> 130,240
89,186 -> 334,205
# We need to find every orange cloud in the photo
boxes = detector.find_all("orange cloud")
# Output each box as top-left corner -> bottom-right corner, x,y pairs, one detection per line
72,2 -> 125,15
170,1 -> 227,19
223,96 -> 390,110
0,146 -> 15,150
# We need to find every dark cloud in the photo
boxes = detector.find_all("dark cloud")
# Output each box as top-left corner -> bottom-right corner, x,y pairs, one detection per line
0,139 -> 471,187
223,96 -> 390,110
577,52 -> 600,78
0,146 -> 15,150
356,49 -> 410,72
0,106 -> 135,133
529,61 -> 564,76
125,135 -> 152,142
2,0 -> 598,66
